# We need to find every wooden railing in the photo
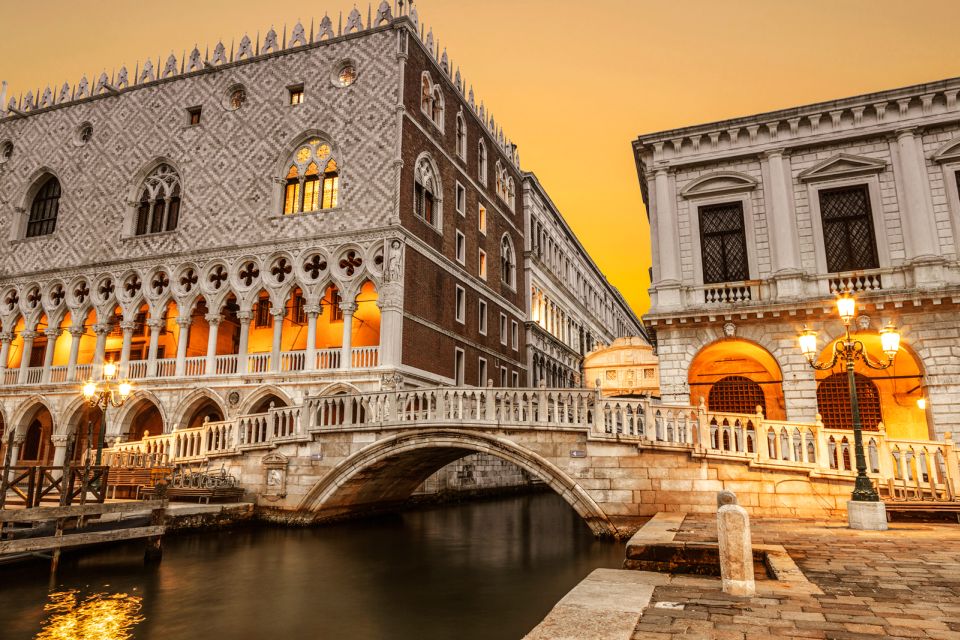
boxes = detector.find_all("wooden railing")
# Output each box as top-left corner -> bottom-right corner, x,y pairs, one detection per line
99,386 -> 960,501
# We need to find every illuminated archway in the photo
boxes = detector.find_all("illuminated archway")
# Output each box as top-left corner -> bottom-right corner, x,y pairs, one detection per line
814,332 -> 929,440
688,339 -> 785,419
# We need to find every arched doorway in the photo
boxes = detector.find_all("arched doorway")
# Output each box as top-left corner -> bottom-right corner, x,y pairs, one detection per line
179,396 -> 225,431
17,404 -> 55,465
70,405 -> 104,462
125,398 -> 165,441
248,393 -> 288,415
813,333 -> 929,440
688,339 -> 786,419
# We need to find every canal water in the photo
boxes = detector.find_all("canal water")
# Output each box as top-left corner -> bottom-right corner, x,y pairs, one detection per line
1,492 -> 623,639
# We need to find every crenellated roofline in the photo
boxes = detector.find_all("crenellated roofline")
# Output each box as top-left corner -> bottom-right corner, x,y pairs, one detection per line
0,2 -> 520,169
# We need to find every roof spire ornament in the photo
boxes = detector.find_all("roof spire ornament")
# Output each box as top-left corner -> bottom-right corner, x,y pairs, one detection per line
345,7 -> 364,34
375,0 -> 392,25
237,34 -> 253,59
290,20 -> 307,47
212,41 -> 227,64
162,53 -> 178,78
139,59 -> 155,83
262,27 -> 279,53
116,66 -> 129,89
187,46 -> 203,72
318,14 -> 334,40
0,80 -> 6,116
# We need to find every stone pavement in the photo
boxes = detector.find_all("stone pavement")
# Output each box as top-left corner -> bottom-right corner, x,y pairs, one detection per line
632,515 -> 960,639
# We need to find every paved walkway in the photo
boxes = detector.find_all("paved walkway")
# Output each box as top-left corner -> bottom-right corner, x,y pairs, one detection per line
633,516 -> 960,639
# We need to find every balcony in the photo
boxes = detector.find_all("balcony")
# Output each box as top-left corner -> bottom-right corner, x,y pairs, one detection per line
0,346 -> 380,388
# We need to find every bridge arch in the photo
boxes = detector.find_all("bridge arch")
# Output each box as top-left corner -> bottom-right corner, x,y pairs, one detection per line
297,429 -> 617,537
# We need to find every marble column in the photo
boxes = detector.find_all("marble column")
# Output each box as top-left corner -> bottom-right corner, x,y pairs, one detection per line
654,167 -> 682,291
41,328 -> 62,383
66,326 -> 84,381
92,323 -> 111,369
763,149 -> 804,298
270,309 -> 285,373
118,321 -> 136,377
146,319 -> 164,377
304,305 -> 321,371
205,313 -> 221,376
174,317 -> 191,377
340,302 -> 357,370
894,128 -> 940,264
18,330 -> 38,385
8,433 -> 25,466
0,331 -> 12,381
378,284 -> 403,368
236,311 -> 252,374
50,433 -> 72,471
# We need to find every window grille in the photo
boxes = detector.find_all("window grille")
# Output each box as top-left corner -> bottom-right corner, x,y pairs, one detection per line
135,164 -> 181,235
26,176 -> 61,237
707,375 -> 766,416
255,298 -> 271,328
819,185 -> 879,273
816,372 -> 882,430
699,202 -> 748,284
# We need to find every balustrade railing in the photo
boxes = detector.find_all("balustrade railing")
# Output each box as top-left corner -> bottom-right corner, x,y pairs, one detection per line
247,353 -> 270,374
317,348 -> 340,370
48,366 -> 68,383
352,346 -> 380,368
94,384 -> 960,503
127,360 -> 149,379
216,354 -> 239,375
155,358 -> 176,378
183,356 -> 206,377
280,350 -> 306,372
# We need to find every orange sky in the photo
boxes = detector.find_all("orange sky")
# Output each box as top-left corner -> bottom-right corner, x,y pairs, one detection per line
3,0 -> 960,317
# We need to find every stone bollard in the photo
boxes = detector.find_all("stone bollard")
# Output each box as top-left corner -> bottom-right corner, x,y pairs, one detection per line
716,491 -> 755,597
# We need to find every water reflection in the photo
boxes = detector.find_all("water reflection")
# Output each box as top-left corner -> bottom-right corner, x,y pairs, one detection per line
2,493 -> 622,640
36,591 -> 143,640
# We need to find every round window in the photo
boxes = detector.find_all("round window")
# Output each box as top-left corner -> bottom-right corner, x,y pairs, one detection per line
77,123 -> 93,145
334,62 -> 357,88
226,85 -> 247,110
0,141 -> 12,163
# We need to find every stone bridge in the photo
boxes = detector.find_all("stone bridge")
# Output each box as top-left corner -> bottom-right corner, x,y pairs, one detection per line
105,386 -> 960,536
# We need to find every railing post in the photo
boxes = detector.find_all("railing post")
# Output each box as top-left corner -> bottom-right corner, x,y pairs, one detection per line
485,382 -> 496,422
17,330 -> 37,385
944,432 -> 960,499
697,397 -> 710,452
814,415 -> 831,471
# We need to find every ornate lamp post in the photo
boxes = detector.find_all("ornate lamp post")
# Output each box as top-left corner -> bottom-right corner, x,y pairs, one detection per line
81,361 -> 132,465
798,292 -> 900,530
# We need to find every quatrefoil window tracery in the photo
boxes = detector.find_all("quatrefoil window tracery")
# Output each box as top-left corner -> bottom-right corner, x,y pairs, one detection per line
339,251 -> 363,277
152,272 -> 170,295
49,285 -> 65,306
239,262 -> 260,287
180,269 -> 198,292
124,275 -> 142,297
73,282 -> 90,304
209,265 -> 228,290
25,288 -> 41,309
271,258 -> 292,283
304,254 -> 328,280
98,279 -> 115,300
3,290 -> 18,311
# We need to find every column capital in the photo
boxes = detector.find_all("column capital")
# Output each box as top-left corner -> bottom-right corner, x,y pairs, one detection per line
119,321 -> 137,333
270,308 -> 287,320
236,311 -> 253,322
68,326 -> 85,338
204,314 -> 222,326
762,147 -> 789,159
146,318 -> 165,329
50,433 -> 72,446
92,323 -> 112,336
340,302 -> 358,314
895,126 -> 919,140
176,316 -> 193,327
0,331 -> 15,342
44,327 -> 63,339
304,305 -> 322,316
20,330 -> 39,341
12,432 -> 26,446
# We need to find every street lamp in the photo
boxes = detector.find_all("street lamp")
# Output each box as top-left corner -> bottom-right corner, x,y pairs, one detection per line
82,360 -> 132,465
798,292 -> 900,530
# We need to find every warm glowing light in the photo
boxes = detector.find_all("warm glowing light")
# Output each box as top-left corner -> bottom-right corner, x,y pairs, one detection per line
798,327 -> 818,359
118,381 -> 132,399
836,294 -> 856,324
36,590 -> 144,640
917,397 -> 927,410
880,323 -> 901,358
103,361 -> 117,379
82,380 -> 97,399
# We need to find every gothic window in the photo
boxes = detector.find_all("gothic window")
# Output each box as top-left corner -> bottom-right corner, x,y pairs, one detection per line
818,185 -> 879,273
414,155 -> 441,228
500,234 -> 516,288
456,112 -> 466,158
698,202 -> 748,284
708,376 -> 766,416
26,176 -> 61,237
817,372 -> 883,431
255,296 -> 271,328
283,138 -> 340,215
420,73 -> 443,129
135,164 -> 181,236
420,75 -> 433,115
431,87 -> 444,128
478,140 -> 487,185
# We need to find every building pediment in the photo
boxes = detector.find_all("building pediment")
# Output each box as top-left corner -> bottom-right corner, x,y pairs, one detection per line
931,137 -> 960,164
680,171 -> 757,198
798,153 -> 886,182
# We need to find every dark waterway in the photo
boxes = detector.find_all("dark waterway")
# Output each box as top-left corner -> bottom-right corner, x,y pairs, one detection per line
1,493 -> 623,639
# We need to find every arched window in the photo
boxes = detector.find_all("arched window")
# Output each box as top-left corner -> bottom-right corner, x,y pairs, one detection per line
817,372 -> 883,430
708,375 -> 766,416
456,112 -> 466,159
431,87 -> 444,128
26,176 -> 61,237
282,138 -> 340,215
420,75 -> 433,116
506,176 -> 516,212
414,155 -> 440,228
135,164 -> 181,235
500,234 -> 516,288
478,140 -> 487,185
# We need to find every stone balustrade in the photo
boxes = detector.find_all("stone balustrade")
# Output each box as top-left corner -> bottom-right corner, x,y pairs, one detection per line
101,385 -> 960,501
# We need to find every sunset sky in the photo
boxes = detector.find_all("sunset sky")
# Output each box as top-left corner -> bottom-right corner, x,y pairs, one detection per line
3,0 -> 960,316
